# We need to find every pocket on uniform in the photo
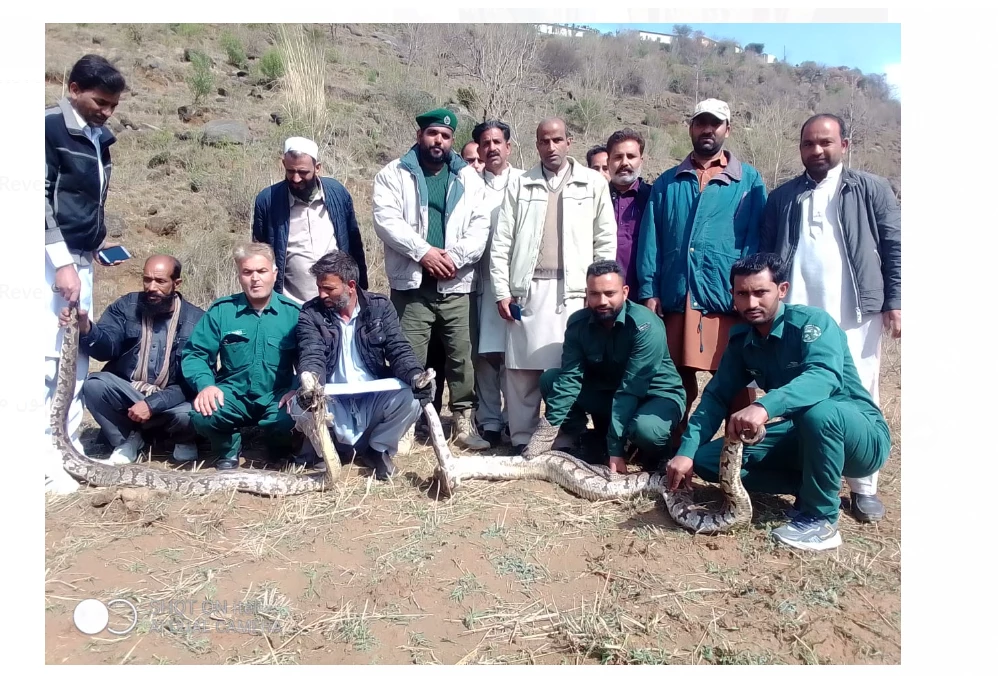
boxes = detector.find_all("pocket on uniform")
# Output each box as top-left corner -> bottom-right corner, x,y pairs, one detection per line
265,333 -> 297,369
219,332 -> 251,373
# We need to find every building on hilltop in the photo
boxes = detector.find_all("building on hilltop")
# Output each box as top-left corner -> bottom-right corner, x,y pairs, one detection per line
536,23 -> 599,38
637,30 -> 673,45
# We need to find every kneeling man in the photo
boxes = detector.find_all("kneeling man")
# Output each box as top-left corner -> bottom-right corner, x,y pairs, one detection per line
666,253 -> 892,551
65,255 -> 203,464
531,259 -> 686,473
285,251 -> 431,481
181,243 -> 301,470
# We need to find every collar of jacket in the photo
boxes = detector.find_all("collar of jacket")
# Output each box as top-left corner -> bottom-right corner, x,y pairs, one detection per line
399,144 -> 469,220
675,150 -> 742,184
58,96 -> 117,147
521,156 -> 592,187
797,165 -> 861,192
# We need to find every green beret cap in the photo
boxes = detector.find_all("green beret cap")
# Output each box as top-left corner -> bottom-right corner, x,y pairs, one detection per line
416,108 -> 458,132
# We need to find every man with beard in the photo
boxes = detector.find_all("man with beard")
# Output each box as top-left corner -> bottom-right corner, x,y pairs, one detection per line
665,253 -> 891,551
526,260 -> 686,473
471,119 -> 523,446
252,136 -> 368,305
58,255 -> 204,465
281,251 -> 430,480
491,117 -> 616,454
45,54 -> 127,493
635,98 -> 768,452
372,108 -> 491,451
605,128 -> 652,301
182,243 -> 301,470
760,114 -> 901,523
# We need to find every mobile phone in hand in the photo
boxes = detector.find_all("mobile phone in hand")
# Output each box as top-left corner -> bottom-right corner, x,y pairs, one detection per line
97,245 -> 132,265
509,303 -> 522,321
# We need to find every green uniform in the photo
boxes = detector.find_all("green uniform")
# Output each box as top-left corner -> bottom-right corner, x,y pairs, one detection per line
540,300 -> 687,464
181,292 -> 301,460
676,302 -> 891,523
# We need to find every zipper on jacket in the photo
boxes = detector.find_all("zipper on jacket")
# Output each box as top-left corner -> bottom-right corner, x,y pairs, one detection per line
837,182 -> 863,323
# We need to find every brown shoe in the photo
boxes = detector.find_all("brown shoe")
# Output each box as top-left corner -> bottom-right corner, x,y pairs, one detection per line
451,409 -> 491,450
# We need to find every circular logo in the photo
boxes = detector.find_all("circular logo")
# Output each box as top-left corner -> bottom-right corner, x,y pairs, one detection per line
72,598 -> 138,635
444,115 -> 451,125
73,599 -> 109,635
802,324 -> 822,343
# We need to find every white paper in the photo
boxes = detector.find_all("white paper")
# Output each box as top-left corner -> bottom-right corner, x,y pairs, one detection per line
322,378 -> 407,397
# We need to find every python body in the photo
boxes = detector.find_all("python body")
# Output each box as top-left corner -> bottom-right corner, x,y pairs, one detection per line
54,305 -> 756,532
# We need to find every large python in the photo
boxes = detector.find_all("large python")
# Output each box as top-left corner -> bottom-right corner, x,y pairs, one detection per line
54,304 -> 759,532
428,417 -> 764,535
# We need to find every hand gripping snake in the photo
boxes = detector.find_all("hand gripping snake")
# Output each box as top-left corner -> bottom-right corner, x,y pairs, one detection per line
53,304 -> 761,532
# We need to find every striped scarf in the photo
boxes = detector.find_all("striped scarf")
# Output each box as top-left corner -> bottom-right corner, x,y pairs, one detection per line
130,295 -> 181,395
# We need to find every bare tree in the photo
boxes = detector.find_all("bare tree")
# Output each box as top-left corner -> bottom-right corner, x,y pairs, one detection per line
737,94 -> 801,188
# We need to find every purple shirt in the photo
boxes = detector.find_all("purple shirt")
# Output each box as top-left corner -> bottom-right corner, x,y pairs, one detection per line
611,179 -> 644,299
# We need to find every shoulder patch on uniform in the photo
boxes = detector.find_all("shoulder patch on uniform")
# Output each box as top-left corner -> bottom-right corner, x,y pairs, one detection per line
637,321 -> 651,332
802,324 -> 822,343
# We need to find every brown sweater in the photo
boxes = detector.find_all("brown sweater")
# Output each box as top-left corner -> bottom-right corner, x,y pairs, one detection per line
534,165 -> 570,279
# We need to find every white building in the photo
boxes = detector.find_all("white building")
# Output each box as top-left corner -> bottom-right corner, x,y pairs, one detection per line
638,30 -> 673,45
536,23 -> 598,38
762,53 -> 777,64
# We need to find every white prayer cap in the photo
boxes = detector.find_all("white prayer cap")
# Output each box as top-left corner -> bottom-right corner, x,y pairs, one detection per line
283,136 -> 319,161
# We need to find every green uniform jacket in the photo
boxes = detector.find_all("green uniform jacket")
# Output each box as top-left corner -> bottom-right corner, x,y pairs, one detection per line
545,300 -> 687,457
181,292 -> 301,404
676,302 -> 887,459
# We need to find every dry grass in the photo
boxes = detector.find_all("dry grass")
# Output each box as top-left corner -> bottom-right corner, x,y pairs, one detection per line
277,23 -> 332,155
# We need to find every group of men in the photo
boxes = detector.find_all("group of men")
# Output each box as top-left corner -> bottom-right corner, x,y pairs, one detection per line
44,53 -> 900,552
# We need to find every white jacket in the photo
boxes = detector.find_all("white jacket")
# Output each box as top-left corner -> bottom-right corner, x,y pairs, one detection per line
490,156 -> 617,303
372,148 -> 490,294
476,164 -> 525,354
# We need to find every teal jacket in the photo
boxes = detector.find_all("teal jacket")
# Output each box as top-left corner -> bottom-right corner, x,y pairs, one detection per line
635,152 -> 767,315
676,302 -> 890,459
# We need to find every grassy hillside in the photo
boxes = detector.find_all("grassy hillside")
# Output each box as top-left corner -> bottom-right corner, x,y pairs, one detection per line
44,22 -> 901,313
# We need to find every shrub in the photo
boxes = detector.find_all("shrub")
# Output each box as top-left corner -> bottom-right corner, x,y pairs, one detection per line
259,48 -> 285,81
186,51 -> 214,106
220,32 -> 248,69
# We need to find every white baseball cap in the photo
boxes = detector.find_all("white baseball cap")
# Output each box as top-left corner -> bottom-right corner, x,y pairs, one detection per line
691,98 -> 731,123
283,136 -> 319,161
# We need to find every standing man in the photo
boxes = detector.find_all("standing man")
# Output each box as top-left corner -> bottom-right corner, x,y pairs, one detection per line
60,256 -> 204,465
284,251 -> 431,480
181,243 -> 301,470
461,140 -> 485,173
605,128 -> 653,301
491,117 -> 617,453
586,145 -> 610,181
252,136 -> 368,305
472,119 -> 523,446
760,113 -> 901,523
371,108 -> 491,451
635,98 -> 768,449
45,54 -> 127,495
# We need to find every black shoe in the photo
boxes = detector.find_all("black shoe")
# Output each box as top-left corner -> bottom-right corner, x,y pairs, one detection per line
361,450 -> 395,481
216,457 -> 239,471
513,443 -> 527,456
482,430 -> 503,446
850,492 -> 885,522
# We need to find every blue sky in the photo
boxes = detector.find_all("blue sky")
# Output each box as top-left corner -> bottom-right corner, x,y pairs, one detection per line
588,23 -> 902,98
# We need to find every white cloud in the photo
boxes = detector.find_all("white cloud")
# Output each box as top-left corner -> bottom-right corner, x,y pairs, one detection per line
883,63 -> 902,101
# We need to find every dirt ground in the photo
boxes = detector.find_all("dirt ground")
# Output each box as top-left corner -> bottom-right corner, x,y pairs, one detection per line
44,340 -> 901,666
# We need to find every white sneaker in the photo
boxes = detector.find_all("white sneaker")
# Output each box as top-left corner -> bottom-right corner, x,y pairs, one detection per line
103,431 -> 144,465
396,423 -> 416,456
172,443 -> 198,463
45,468 -> 80,495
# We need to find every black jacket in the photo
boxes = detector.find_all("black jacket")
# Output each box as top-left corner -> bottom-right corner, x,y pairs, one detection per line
296,289 -> 423,388
81,293 -> 205,413
45,97 -> 116,256
760,167 -> 901,318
